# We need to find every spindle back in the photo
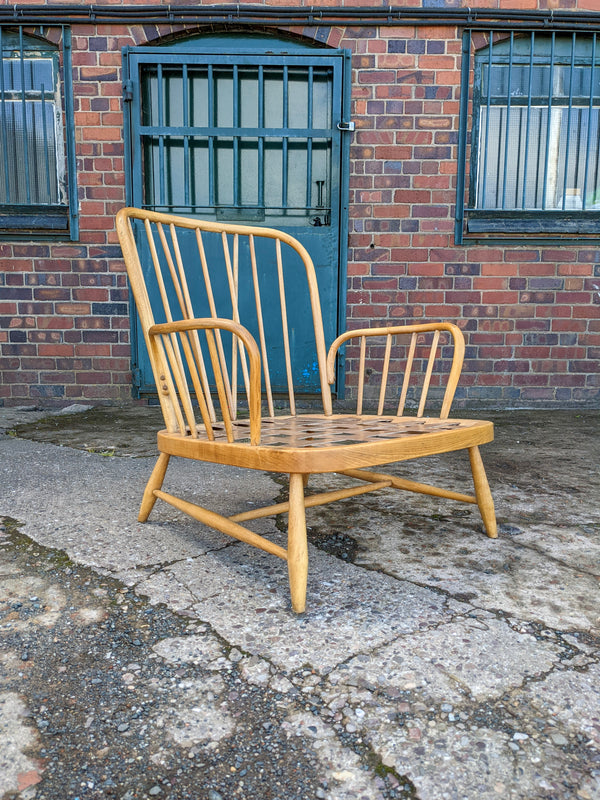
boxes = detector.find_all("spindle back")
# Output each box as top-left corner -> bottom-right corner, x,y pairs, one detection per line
117,207 -> 332,439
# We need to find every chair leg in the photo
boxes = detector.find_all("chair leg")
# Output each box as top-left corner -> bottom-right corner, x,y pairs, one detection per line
139,453 -> 170,522
468,446 -> 497,538
287,473 -> 308,613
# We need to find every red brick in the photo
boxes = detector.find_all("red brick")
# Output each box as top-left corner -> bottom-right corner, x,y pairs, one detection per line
38,345 -> 75,357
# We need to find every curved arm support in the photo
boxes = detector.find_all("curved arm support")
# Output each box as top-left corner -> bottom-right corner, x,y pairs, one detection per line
149,317 -> 262,445
326,322 -> 465,418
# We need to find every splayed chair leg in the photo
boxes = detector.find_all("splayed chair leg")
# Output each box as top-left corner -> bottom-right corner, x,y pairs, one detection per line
469,446 -> 497,538
139,453 -> 170,522
287,473 -> 308,613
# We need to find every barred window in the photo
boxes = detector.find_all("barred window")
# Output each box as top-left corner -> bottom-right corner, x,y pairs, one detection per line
0,27 -> 77,238
456,31 -> 600,242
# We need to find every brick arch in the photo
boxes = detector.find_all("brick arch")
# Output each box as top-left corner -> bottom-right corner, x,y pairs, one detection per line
140,24 -> 329,49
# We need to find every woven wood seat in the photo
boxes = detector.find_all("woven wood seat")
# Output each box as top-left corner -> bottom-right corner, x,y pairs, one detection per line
117,207 -> 497,613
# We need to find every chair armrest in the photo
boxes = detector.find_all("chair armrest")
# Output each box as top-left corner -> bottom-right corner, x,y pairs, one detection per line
326,322 -> 465,418
149,317 -> 262,445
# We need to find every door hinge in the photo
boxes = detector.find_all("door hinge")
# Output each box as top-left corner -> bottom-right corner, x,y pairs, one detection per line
123,79 -> 134,102
132,366 -> 142,389
337,120 -> 355,132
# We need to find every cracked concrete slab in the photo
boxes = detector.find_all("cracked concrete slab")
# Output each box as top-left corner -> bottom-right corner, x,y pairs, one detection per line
0,405 -> 599,799
328,615 -> 563,704
164,547 -> 465,672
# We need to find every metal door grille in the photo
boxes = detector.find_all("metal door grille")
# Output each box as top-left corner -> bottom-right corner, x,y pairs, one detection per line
138,57 -> 336,226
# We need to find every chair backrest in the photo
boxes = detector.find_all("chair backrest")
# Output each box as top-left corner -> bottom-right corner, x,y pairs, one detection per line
116,208 -> 332,439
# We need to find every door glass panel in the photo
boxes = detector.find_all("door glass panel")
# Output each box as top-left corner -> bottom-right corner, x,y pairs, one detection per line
188,68 -> 209,127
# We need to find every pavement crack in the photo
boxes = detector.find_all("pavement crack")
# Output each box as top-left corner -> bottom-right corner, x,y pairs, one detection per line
496,533 -> 600,580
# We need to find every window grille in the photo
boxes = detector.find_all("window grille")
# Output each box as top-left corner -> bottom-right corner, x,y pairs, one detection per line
457,30 -> 600,242
0,26 -> 77,238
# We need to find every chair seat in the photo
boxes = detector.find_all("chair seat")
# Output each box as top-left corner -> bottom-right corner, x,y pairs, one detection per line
157,414 -> 494,473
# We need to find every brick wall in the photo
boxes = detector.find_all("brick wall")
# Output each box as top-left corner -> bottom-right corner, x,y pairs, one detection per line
342,20 -> 600,407
0,23 -> 132,406
0,5 -> 599,409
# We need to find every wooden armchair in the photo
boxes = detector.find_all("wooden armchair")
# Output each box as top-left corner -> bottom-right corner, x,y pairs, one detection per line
117,207 -> 496,613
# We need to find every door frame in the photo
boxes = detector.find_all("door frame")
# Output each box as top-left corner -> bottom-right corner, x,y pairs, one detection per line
122,35 -> 352,398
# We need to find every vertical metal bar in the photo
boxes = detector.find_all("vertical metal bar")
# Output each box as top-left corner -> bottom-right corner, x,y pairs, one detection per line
335,50 -> 352,398
594,108 -> 600,201
164,65 -> 171,206
582,33 -> 597,210
63,26 -> 78,238
40,83 -> 52,202
18,28 -> 31,204
328,61 -> 341,231
455,30 -> 471,244
306,66 -> 313,210
157,64 -> 166,207
521,31 -> 535,209
542,32 -> 556,210
208,64 -> 215,207
481,31 -> 493,209
29,59 -> 40,202
282,65 -> 288,209
534,101 -> 544,206
257,65 -> 264,210
572,106 -> 583,199
233,64 -> 239,208
514,107 -> 523,208
0,28 -> 10,202
189,67 -> 197,209
501,31 -> 514,210
561,32 -> 577,209
495,108 -> 503,207
182,64 -> 190,209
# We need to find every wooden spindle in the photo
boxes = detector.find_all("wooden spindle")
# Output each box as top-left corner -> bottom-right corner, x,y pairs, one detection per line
195,228 -> 231,420
417,329 -> 440,417
356,335 -> 366,415
377,332 -> 393,416
205,328 -> 234,442
170,224 -> 215,424
276,239 -> 295,415
221,232 -> 251,416
397,332 -> 417,416
250,235 -> 274,417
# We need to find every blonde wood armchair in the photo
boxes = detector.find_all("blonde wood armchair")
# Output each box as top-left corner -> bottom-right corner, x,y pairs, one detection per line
117,207 -> 496,613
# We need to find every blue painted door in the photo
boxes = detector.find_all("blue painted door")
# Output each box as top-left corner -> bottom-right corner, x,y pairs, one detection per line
124,37 -> 350,396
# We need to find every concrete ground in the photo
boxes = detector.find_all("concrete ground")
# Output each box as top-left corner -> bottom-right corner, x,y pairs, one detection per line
0,403 -> 599,800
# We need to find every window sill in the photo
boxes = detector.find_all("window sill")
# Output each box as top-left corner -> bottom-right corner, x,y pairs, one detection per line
466,210 -> 600,236
0,204 -> 72,239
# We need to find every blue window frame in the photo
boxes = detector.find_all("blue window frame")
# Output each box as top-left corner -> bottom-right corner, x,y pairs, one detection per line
0,26 -> 78,239
457,30 -> 600,243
